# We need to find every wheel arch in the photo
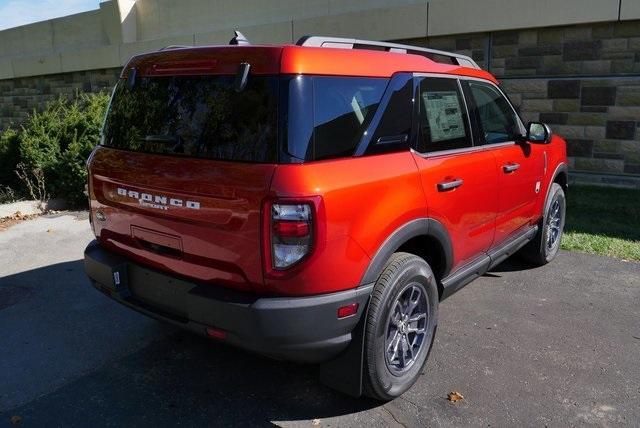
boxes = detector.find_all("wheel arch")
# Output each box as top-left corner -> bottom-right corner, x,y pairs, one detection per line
552,163 -> 568,193
359,218 -> 453,290
543,163 -> 568,213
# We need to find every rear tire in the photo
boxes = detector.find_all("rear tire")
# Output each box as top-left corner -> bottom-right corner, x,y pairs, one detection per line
363,252 -> 438,401
520,182 -> 566,266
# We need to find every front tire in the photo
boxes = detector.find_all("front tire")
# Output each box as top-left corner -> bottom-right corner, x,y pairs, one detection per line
363,252 -> 438,401
520,182 -> 566,265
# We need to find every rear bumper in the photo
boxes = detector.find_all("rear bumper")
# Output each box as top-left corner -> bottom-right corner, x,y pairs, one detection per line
84,241 -> 372,363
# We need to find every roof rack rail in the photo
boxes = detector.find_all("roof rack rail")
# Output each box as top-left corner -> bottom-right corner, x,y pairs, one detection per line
159,45 -> 190,51
296,36 -> 480,69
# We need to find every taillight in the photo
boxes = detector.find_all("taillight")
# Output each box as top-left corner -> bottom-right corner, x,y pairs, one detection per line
267,202 -> 314,270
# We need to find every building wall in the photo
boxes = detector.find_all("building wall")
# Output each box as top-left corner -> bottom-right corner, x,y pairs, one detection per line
410,20 -> 640,177
0,69 -> 120,127
0,0 -> 639,181
0,10 -> 108,58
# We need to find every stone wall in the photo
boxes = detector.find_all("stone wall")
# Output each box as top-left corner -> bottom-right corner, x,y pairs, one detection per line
406,20 -> 640,178
0,69 -> 120,129
503,77 -> 639,176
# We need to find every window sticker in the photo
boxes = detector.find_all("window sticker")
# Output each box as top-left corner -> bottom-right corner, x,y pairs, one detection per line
422,91 -> 466,142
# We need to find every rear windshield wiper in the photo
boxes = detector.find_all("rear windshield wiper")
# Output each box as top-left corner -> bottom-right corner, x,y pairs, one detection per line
142,134 -> 179,144
141,134 -> 184,154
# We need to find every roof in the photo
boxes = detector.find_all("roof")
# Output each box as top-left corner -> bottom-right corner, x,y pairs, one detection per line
122,45 -> 498,84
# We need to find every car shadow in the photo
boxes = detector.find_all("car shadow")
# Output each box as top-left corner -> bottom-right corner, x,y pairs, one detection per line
562,185 -> 640,243
1,260 -> 380,425
487,256 -> 538,273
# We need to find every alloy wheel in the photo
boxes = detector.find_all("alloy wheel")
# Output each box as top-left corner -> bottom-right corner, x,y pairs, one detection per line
385,283 -> 429,375
547,197 -> 563,251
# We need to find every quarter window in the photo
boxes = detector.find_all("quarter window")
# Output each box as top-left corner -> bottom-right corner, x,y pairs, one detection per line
468,82 -> 524,145
417,78 -> 471,153
284,76 -> 388,161
312,77 -> 387,160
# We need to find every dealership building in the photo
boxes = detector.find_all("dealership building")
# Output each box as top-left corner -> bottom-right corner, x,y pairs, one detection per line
0,0 -> 638,186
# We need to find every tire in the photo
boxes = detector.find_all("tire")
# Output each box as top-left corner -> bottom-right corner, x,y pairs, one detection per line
520,182 -> 566,266
363,252 -> 438,401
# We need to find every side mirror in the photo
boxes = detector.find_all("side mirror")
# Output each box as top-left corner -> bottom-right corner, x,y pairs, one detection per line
526,122 -> 552,144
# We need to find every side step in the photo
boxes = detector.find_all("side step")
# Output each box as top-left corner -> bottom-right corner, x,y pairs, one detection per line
440,225 -> 538,300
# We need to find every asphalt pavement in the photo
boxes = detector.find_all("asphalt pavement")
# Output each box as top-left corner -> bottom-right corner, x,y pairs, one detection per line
0,213 -> 638,427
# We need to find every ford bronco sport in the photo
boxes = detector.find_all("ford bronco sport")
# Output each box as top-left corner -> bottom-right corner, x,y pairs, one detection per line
84,34 -> 568,400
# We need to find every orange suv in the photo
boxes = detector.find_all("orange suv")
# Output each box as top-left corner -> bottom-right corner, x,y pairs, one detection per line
84,34 -> 568,400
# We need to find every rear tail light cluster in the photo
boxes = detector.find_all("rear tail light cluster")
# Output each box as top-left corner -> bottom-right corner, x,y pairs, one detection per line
268,202 -> 314,270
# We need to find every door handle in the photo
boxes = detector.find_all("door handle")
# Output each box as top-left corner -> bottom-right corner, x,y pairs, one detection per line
503,163 -> 520,173
437,178 -> 464,192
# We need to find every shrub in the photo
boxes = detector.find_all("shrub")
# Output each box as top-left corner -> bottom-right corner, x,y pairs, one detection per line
0,128 -> 22,195
0,185 -> 16,204
15,163 -> 47,206
0,92 -> 110,207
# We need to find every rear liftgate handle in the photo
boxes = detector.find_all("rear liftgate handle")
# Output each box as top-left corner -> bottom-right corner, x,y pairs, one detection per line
437,178 -> 464,192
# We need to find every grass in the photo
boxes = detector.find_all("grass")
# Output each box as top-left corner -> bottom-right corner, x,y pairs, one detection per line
561,185 -> 640,261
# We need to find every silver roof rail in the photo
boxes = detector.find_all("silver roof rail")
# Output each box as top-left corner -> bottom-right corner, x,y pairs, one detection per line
296,36 -> 480,69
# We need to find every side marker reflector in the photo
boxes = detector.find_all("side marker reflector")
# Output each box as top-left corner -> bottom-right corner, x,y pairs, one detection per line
337,303 -> 359,319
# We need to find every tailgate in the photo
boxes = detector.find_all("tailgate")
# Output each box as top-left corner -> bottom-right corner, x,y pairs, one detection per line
88,58 -> 282,292
89,147 -> 275,291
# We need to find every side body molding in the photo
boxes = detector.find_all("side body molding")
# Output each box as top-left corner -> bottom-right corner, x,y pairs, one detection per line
359,218 -> 453,285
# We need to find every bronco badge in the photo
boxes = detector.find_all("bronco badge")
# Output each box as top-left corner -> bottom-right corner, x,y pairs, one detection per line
116,187 -> 201,211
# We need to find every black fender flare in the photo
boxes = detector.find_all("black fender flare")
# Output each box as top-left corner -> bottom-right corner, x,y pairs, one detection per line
550,162 -> 568,189
359,218 -> 453,286
544,163 -> 568,208
320,218 -> 452,397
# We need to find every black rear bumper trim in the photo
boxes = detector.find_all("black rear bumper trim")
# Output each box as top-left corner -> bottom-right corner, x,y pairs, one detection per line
84,240 -> 373,363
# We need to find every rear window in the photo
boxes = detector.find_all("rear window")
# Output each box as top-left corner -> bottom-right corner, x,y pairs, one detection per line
102,75 -> 278,162
284,76 -> 388,161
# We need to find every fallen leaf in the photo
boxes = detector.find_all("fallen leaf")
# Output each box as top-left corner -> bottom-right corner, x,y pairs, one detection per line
447,391 -> 464,403
10,415 -> 22,425
0,213 -> 39,231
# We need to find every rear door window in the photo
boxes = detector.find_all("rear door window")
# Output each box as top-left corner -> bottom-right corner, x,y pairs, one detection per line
416,77 -> 472,153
